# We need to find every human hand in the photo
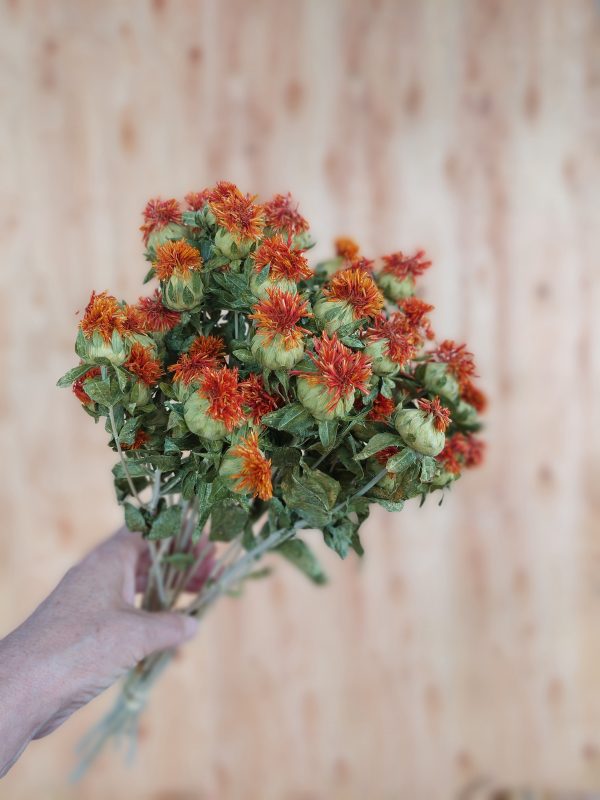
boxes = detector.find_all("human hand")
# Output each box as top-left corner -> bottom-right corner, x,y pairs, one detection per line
0,528 -> 204,777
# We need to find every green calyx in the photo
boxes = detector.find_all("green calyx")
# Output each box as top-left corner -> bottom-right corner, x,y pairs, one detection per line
422,362 -> 460,403
183,392 -> 229,441
146,222 -> 187,251
363,338 -> 399,376
250,331 -> 305,370
377,273 -> 415,302
394,407 -> 446,456
312,297 -> 356,334
296,376 -> 355,421
249,270 -> 297,299
162,271 -> 204,311
214,228 -> 255,259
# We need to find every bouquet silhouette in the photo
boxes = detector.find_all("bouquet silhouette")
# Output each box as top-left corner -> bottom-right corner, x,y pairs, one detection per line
59,183 -> 486,771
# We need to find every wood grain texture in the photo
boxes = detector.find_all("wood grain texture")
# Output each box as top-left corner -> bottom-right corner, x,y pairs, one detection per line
0,0 -> 599,798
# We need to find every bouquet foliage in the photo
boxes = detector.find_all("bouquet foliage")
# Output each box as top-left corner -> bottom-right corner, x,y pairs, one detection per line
58,182 -> 486,770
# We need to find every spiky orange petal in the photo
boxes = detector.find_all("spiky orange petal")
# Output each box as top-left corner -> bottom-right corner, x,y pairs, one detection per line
168,335 -> 226,385
323,268 -> 384,319
240,373 -> 281,425
418,396 -> 451,432
140,198 -> 182,244
154,240 -> 203,281
375,445 -> 401,466
381,250 -> 431,280
124,343 -> 163,386
197,367 -> 244,430
366,313 -> 418,366
137,289 -> 181,332
293,332 -> 372,412
185,189 -> 212,211
335,237 -> 360,261
252,236 -> 312,282
229,431 -> 273,500
80,291 -> 126,343
431,339 -> 477,389
72,366 -> 101,406
248,288 -> 312,348
367,393 -> 396,422
121,430 -> 150,451
460,379 -> 488,413
208,182 -> 264,241
263,193 -> 309,236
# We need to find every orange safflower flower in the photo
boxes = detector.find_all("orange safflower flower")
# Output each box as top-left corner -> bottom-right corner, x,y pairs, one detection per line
228,431 -> 273,500
431,339 -> 477,389
240,373 -> 281,425
418,396 -> 451,432
263,193 -> 309,236
366,313 -> 417,366
399,297 -> 434,335
375,445 -> 401,466
196,367 -> 244,430
121,430 -> 150,451
140,198 -> 182,244
252,236 -> 312,282
154,240 -> 203,281
248,288 -> 312,349
367,393 -> 396,422
460,379 -> 488,413
80,291 -> 127,343
137,289 -> 181,333
294,333 -> 372,413
185,189 -> 212,211
381,250 -> 431,279
208,181 -> 264,241
169,335 -> 226,385
335,237 -> 360,261
323,268 -> 384,320
122,304 -> 146,335
124,343 -> 163,386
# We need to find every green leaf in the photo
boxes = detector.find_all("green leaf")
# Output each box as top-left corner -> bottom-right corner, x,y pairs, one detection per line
370,497 -> 405,512
356,432 -> 405,461
83,377 -> 121,407
148,506 -> 183,540
323,519 -> 356,558
420,456 -> 437,483
118,417 -> 139,446
161,553 -> 196,569
281,466 -> 340,528
340,335 -> 364,349
143,266 -> 156,284
262,403 -> 314,435
210,503 -> 248,541
123,502 -> 148,533
56,363 -> 92,388
318,420 -> 338,449
270,446 -> 302,468
386,448 -> 418,473
276,539 -> 327,584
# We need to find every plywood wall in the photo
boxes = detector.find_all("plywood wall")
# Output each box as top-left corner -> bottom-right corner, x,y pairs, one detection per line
0,1 -> 599,798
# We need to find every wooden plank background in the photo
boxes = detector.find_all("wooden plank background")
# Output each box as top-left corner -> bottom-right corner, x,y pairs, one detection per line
0,0 -> 599,798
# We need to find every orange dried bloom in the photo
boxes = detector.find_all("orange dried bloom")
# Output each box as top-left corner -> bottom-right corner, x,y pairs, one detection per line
154,240 -> 203,281
348,256 -> 375,274
432,339 -> 477,388
197,367 -> 244,430
367,393 -> 396,422
137,289 -> 181,332
381,250 -> 431,279
460,379 -> 488,413
124,343 -> 163,386
72,366 -> 101,406
185,189 -> 212,211
80,291 -> 126,343
248,288 -> 312,348
418,396 -> 451,432
121,430 -> 150,451
375,445 -> 401,466
252,236 -> 312,282
263,193 -> 309,236
208,181 -> 264,241
240,373 -> 281,425
140,198 -> 182,244
122,304 -> 146,335
169,335 -> 226,385
462,434 -> 485,468
437,435 -> 463,475
294,333 -> 372,413
335,237 -> 360,261
229,431 -> 273,501
366,313 -> 417,366
323,268 -> 384,319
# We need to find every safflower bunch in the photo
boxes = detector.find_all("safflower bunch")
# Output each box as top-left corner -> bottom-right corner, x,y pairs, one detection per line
59,182 -> 486,769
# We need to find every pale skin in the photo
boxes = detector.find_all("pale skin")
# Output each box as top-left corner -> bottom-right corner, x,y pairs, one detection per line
0,528 -> 204,778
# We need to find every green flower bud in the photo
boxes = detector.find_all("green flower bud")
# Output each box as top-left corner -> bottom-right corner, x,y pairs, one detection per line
183,392 -> 229,441
129,380 -> 152,407
431,469 -> 456,487
312,297 -> 356,334
453,399 -> 479,426
296,376 -> 355,421
146,222 -> 187,251
76,328 -> 129,366
377,272 -> 415,301
422,362 -> 460,403
363,338 -> 399,376
249,270 -> 297,300
162,271 -> 204,312
394,408 -> 446,456
214,228 -> 255,259
250,331 -> 305,370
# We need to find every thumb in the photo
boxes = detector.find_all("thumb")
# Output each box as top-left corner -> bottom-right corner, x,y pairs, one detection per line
133,610 -> 198,657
